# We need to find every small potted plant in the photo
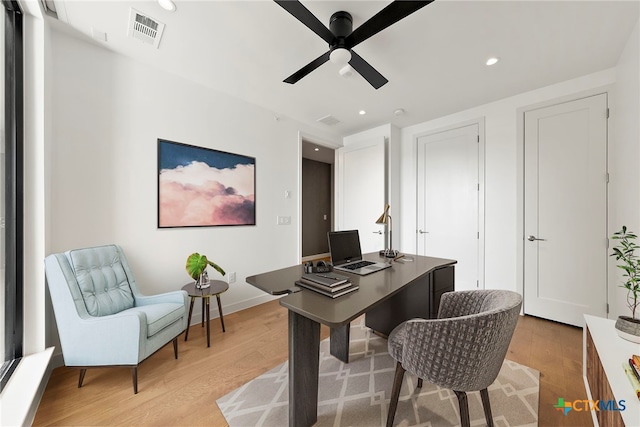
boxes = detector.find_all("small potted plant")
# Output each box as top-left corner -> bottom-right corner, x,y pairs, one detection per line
610,226 -> 640,342
186,253 -> 226,289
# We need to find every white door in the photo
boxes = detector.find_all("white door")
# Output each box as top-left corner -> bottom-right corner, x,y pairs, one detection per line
417,124 -> 479,291
337,138 -> 386,254
524,94 -> 608,327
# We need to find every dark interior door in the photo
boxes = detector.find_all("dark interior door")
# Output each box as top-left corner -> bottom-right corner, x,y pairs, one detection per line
302,158 -> 332,257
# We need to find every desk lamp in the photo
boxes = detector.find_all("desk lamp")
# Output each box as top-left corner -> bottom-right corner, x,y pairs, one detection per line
376,204 -> 399,258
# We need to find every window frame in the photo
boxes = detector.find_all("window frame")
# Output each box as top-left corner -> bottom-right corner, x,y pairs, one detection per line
0,0 -> 24,393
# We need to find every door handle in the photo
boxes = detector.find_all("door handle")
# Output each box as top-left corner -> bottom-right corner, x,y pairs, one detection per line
373,231 -> 382,235
527,235 -> 546,242
418,229 -> 429,234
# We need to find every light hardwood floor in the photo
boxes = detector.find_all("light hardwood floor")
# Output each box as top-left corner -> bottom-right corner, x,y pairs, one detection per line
33,300 -> 593,426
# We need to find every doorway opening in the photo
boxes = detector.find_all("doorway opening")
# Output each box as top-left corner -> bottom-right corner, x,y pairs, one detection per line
301,139 -> 335,262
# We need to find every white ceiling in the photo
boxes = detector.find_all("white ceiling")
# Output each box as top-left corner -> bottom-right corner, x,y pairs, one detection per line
50,0 -> 639,137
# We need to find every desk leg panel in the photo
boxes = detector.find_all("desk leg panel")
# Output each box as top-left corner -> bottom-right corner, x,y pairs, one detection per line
288,310 -> 320,427
365,266 -> 454,336
330,325 -> 350,363
365,275 -> 430,336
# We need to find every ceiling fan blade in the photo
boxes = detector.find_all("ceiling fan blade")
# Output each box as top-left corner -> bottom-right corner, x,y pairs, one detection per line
345,1 -> 433,48
284,51 -> 331,84
274,1 -> 334,44
349,51 -> 388,90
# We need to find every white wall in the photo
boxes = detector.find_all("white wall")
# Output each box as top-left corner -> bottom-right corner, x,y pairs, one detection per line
341,123 -> 402,229
610,17 -> 640,319
44,30 -> 339,360
399,68 -> 618,293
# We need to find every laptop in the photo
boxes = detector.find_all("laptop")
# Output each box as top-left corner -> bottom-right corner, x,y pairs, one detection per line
328,230 -> 391,276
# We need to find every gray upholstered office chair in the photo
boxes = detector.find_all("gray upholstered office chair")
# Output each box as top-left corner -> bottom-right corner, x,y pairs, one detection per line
386,289 -> 522,427
44,244 -> 189,393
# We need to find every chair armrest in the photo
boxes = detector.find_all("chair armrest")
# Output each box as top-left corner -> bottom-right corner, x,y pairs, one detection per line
135,290 -> 189,307
58,311 -> 146,366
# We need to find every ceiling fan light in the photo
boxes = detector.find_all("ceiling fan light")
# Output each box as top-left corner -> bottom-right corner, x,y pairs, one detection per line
330,48 -> 352,66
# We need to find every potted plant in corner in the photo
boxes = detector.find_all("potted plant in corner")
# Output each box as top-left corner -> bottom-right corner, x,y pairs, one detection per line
610,226 -> 640,342
186,252 -> 226,289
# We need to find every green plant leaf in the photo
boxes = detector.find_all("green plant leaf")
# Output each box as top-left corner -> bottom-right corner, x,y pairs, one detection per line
185,253 -> 226,280
185,253 -> 208,281
206,260 -> 226,276
611,226 -> 640,318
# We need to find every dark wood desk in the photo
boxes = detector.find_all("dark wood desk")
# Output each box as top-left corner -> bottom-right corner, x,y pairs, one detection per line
246,253 -> 456,427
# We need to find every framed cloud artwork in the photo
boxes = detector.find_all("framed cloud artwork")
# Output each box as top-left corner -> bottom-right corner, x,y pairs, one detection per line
157,139 -> 256,227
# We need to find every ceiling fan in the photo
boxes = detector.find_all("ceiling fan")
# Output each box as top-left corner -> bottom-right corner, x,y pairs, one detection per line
275,0 -> 434,89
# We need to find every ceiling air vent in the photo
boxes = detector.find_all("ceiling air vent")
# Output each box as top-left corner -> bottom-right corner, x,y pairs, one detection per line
317,115 -> 341,126
128,8 -> 165,49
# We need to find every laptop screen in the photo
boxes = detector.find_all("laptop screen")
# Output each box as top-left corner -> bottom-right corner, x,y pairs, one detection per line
328,230 -> 364,266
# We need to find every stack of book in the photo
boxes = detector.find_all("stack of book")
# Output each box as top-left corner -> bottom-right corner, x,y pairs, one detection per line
623,354 -> 640,400
296,272 -> 358,298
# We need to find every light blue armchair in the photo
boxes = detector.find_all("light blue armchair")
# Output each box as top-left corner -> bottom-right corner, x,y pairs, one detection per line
44,244 -> 189,393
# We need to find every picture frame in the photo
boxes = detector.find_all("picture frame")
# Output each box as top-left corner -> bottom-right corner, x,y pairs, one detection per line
157,139 -> 256,228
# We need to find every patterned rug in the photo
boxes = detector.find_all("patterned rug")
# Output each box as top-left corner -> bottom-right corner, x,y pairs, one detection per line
216,318 -> 539,427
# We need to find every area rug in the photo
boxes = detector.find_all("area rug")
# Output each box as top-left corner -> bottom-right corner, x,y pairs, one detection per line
216,318 -> 539,427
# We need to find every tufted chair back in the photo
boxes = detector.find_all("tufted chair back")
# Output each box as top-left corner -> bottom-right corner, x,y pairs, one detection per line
66,246 -> 136,316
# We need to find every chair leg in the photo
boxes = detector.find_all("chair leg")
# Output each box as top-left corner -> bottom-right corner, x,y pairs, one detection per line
480,388 -> 494,427
131,367 -> 138,394
417,378 -> 423,388
78,369 -> 87,388
453,390 -> 471,427
386,362 -> 406,427
173,337 -> 178,359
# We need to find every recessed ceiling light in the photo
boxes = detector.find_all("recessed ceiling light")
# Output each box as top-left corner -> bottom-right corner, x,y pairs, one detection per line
359,110 -> 366,115
158,0 -> 176,12
393,108 -> 405,116
314,148 -> 320,151
486,57 -> 500,66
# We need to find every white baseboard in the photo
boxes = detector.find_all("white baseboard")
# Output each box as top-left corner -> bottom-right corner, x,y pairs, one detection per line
188,292 -> 279,325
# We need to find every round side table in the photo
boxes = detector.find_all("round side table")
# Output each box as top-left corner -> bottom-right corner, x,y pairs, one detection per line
182,280 -> 229,347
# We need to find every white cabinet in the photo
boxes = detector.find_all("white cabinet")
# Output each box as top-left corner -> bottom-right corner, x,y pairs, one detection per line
583,315 -> 640,426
